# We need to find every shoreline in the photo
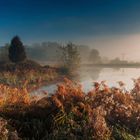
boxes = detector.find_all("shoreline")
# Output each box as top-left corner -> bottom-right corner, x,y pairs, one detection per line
82,63 -> 140,68
27,75 -> 65,93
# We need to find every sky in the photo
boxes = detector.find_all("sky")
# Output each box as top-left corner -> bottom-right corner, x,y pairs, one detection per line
1,0 -> 140,60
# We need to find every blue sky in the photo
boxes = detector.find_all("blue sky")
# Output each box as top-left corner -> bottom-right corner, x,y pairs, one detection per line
0,0 -> 140,43
0,0 -> 140,60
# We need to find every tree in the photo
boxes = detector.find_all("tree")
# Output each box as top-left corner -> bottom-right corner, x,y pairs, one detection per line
9,36 -> 26,63
60,43 -> 81,71
89,49 -> 101,64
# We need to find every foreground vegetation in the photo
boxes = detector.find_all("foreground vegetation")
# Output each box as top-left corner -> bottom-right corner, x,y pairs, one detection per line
0,78 -> 139,139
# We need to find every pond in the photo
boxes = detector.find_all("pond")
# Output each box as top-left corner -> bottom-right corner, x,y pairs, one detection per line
32,66 -> 140,96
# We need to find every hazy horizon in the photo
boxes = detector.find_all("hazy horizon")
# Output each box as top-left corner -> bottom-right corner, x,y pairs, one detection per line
1,0 -> 140,61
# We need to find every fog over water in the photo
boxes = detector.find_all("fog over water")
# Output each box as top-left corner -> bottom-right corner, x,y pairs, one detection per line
32,66 -> 140,96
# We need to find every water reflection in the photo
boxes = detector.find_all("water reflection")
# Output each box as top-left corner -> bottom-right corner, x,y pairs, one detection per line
32,66 -> 140,95
78,67 -> 140,92
73,66 -> 102,82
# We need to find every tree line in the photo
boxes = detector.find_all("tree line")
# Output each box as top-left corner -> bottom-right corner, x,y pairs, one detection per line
0,36 -> 102,67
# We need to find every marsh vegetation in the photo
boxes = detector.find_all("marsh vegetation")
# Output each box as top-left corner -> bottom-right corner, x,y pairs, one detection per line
0,36 -> 139,140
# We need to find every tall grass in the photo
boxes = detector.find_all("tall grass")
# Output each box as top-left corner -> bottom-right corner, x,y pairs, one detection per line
0,68 -> 58,90
0,78 -> 139,139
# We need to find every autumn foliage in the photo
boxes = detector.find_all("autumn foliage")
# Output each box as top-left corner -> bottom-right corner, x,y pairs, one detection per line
0,78 -> 140,139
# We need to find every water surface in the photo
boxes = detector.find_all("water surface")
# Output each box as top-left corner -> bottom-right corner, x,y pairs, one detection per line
32,66 -> 140,96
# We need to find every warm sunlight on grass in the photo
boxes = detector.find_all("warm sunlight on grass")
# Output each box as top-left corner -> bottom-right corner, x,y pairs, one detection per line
0,78 -> 139,139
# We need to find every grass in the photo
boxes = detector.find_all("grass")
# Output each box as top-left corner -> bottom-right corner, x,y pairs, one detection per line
0,78 -> 139,139
0,60 -> 59,92
0,69 -> 58,90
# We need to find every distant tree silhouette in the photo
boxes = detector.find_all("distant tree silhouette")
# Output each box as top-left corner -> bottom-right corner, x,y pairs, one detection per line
9,36 -> 26,63
89,49 -> 101,64
60,43 -> 80,69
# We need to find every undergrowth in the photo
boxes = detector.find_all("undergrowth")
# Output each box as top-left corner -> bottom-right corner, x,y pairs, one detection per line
0,78 -> 139,139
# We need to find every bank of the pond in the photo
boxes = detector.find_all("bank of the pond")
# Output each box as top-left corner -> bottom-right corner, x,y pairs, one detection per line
29,75 -> 65,93
0,60 -> 66,93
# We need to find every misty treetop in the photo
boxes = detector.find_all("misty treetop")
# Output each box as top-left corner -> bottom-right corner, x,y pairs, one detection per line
0,37 -> 104,65
26,42 -> 102,64
59,42 -> 81,70
89,49 -> 101,64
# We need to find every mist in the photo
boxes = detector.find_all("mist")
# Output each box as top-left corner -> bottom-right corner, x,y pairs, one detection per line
79,33 -> 140,61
